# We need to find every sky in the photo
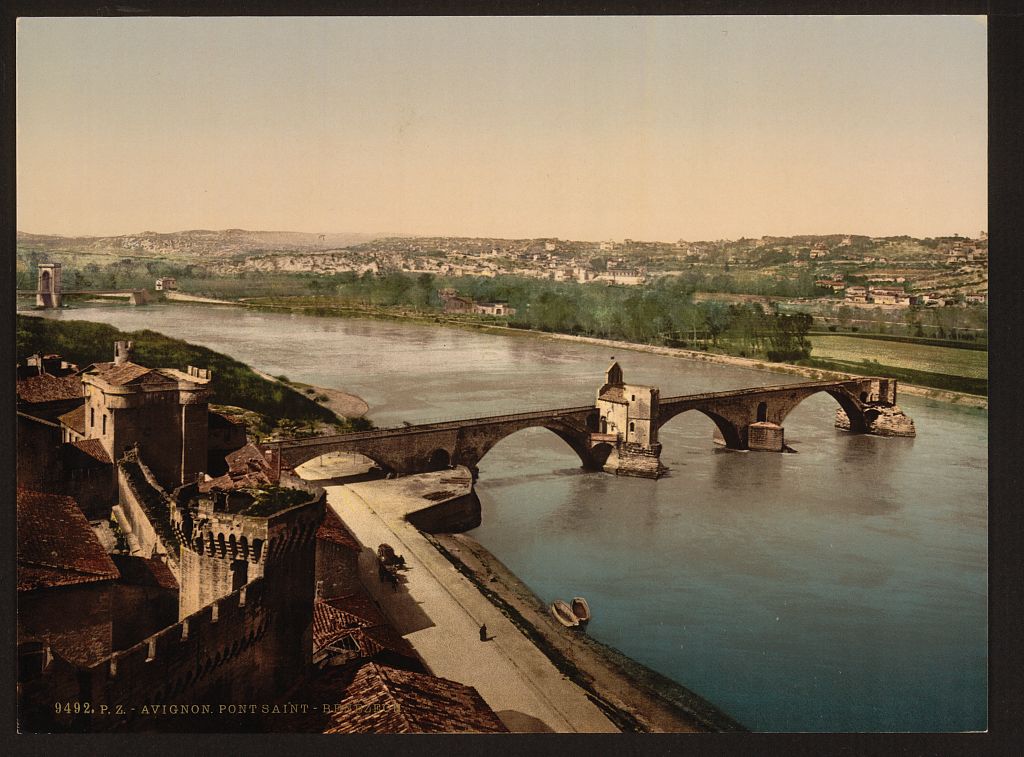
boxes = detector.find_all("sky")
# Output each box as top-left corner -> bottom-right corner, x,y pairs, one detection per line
16,16 -> 987,242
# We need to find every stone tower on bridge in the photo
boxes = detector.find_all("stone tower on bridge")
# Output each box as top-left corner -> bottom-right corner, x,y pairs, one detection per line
35,263 -> 61,308
593,362 -> 667,478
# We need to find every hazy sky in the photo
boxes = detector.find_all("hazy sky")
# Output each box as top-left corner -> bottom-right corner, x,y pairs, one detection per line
17,16 -> 987,241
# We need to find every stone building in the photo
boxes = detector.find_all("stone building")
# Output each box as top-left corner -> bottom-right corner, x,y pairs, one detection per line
78,341 -> 213,491
169,469 -> 325,693
315,507 -> 363,600
593,362 -> 665,478
438,288 -> 475,313
17,488 -> 121,671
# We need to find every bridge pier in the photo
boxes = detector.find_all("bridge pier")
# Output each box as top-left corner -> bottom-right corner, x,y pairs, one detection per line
35,263 -> 62,308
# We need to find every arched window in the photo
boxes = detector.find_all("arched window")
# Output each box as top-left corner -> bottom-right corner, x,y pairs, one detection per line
629,421 -> 635,432
756,402 -> 768,422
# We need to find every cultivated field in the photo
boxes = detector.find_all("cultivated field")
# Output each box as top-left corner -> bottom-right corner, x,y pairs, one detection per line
809,335 -> 987,379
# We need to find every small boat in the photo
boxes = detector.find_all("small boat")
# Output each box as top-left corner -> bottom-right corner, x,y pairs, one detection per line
571,597 -> 591,623
550,600 -> 579,628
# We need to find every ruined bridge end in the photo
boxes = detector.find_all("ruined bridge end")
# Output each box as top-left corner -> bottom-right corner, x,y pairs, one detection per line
655,378 -> 914,452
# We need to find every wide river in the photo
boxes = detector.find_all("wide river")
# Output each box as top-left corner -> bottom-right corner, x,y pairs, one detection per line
27,303 -> 987,732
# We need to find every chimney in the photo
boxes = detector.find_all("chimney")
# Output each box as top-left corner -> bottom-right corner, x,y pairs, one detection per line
114,340 -> 134,365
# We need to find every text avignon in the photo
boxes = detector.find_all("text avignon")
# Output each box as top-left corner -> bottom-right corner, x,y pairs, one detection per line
138,703 -> 312,715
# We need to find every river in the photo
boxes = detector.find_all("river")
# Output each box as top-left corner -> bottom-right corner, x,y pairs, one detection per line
24,303 -> 988,732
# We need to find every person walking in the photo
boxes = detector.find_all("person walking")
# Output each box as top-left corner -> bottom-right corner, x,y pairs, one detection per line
479,623 -> 488,641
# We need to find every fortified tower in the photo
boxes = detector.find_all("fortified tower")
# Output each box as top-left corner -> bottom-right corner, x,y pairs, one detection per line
170,473 -> 325,692
35,263 -> 62,308
79,342 -> 212,489
593,362 -> 666,478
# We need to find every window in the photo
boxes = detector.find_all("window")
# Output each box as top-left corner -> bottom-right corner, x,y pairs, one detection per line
102,415 -> 107,434
90,407 -> 95,427
631,394 -> 636,401
630,422 -> 635,432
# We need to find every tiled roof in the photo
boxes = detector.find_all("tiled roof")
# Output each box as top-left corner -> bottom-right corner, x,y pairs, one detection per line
316,508 -> 362,551
71,438 -> 113,464
313,599 -> 416,661
225,443 -> 272,474
313,600 -> 368,650
17,488 -> 120,592
58,404 -> 86,435
16,374 -> 82,404
598,385 -> 627,404
110,553 -> 179,591
321,592 -> 387,627
321,663 -> 508,734
86,361 -> 172,387
198,443 -> 278,493
197,469 -> 274,493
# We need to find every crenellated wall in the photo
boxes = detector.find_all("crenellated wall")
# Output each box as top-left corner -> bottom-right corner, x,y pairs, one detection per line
74,578 -> 272,730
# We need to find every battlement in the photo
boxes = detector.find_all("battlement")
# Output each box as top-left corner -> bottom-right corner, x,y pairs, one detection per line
28,577 -> 273,728
171,476 -> 325,564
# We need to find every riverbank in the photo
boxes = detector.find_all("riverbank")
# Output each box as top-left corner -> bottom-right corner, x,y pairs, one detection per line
306,464 -> 740,732
251,368 -> 369,419
317,471 -> 619,733
163,297 -> 988,409
430,531 -> 746,733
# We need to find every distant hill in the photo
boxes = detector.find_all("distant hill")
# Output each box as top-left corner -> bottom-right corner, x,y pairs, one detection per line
16,229 -> 399,260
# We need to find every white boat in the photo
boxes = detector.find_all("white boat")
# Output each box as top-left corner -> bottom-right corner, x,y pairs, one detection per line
550,600 -> 579,628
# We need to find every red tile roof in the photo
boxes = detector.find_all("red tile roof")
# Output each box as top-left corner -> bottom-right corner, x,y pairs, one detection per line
225,443 -> 272,474
316,508 -> 362,551
71,438 -> 112,464
313,599 -> 416,661
85,361 -> 174,387
17,488 -> 120,592
58,404 -> 86,435
321,592 -> 387,627
321,663 -> 507,733
16,374 -> 83,404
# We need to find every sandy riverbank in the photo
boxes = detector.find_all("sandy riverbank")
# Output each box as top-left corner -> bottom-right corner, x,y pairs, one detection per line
429,531 -> 746,733
251,368 -> 369,418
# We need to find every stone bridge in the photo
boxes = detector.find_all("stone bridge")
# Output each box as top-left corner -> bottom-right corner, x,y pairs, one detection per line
265,373 -> 912,480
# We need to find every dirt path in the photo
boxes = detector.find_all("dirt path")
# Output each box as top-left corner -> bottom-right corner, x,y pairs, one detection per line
431,532 -> 746,733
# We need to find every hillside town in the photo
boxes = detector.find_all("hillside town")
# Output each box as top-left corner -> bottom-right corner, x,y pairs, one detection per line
103,231 -> 988,308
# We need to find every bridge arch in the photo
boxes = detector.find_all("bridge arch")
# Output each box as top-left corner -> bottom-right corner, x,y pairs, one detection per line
284,444 -> 397,475
657,406 -> 745,449
427,448 -> 451,470
467,422 -> 599,471
777,387 -> 868,434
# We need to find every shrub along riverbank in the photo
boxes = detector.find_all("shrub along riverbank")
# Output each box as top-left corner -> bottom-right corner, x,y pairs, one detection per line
16,314 -> 370,434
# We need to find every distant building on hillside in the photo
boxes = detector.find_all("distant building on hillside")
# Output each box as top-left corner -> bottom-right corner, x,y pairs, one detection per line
155,277 -> 177,291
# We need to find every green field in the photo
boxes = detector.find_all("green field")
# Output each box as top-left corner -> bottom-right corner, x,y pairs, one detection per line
809,335 -> 987,379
